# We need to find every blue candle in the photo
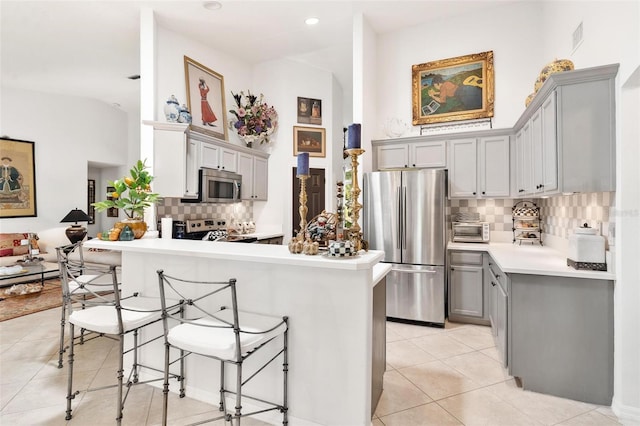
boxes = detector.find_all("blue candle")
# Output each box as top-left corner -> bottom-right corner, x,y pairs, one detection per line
347,123 -> 361,149
297,152 -> 309,176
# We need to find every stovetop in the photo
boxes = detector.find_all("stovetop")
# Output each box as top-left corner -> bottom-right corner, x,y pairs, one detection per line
175,217 -> 257,242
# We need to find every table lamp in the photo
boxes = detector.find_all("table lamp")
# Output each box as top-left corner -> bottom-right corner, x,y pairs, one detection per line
60,208 -> 92,243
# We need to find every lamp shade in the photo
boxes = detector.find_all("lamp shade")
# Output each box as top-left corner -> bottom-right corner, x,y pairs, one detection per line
61,208 -> 92,243
60,208 -> 92,224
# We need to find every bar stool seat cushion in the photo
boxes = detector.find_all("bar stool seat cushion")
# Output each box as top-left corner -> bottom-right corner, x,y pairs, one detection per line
69,297 -> 163,334
168,309 -> 286,360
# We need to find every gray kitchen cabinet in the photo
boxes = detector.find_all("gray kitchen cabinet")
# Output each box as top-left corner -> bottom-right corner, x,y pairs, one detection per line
147,120 -> 269,200
512,64 -> 618,195
145,121 -> 199,198
478,135 -> 510,197
373,138 -> 446,170
508,274 -> 614,405
238,152 -> 268,200
449,135 -> 510,199
200,142 -> 238,172
513,122 -> 533,196
487,256 -> 508,367
448,139 -> 477,198
448,250 -> 489,325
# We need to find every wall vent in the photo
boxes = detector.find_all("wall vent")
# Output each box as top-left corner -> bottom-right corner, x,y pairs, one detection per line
572,22 -> 583,52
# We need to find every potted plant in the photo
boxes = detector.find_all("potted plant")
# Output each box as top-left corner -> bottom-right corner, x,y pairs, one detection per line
92,159 -> 160,239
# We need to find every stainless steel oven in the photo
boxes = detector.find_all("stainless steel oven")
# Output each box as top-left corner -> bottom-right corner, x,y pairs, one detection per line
199,168 -> 241,203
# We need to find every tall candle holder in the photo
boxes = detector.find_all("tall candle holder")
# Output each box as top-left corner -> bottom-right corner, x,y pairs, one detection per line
345,148 -> 367,252
297,174 -> 309,241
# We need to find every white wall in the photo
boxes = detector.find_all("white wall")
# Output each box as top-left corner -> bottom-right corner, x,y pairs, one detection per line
154,25 -> 342,241
252,58 -> 340,240
0,87 -> 129,234
374,1 -> 545,141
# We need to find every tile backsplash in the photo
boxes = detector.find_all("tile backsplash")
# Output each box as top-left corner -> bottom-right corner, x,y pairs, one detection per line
449,198 -> 517,232
450,192 -> 615,245
539,192 -> 614,244
155,198 -> 254,223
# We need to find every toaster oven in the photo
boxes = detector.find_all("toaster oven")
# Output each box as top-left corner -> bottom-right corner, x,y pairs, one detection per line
452,222 -> 490,243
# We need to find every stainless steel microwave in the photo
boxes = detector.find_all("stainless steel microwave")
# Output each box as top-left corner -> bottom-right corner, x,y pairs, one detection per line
452,222 -> 490,243
198,168 -> 241,203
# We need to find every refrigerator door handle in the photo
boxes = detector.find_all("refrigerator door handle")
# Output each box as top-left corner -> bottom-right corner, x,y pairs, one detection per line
396,186 -> 402,249
391,267 -> 437,274
402,186 -> 407,250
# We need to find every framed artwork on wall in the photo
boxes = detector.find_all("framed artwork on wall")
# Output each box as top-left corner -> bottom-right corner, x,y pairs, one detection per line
0,137 -> 37,218
293,126 -> 326,158
297,97 -> 322,125
412,50 -> 494,125
184,55 -> 228,140
106,186 -> 118,217
87,179 -> 96,224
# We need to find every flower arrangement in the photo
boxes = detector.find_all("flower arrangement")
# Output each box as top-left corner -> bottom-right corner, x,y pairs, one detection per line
228,91 -> 278,146
92,159 -> 160,220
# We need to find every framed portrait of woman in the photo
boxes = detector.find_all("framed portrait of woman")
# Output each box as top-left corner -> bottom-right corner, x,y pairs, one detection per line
184,56 -> 228,140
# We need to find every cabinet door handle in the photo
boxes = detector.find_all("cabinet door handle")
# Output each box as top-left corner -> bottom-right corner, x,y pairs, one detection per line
482,191 -> 486,195
450,267 -> 455,271
518,189 -> 524,193
491,281 -> 496,287
473,192 -> 477,195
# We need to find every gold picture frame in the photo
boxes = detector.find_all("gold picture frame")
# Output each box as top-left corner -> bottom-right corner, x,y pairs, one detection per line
412,50 -> 494,125
0,137 -> 37,218
184,55 -> 228,140
293,126 -> 326,158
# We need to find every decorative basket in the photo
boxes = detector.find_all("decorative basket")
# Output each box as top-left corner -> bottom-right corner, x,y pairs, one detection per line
328,240 -> 357,257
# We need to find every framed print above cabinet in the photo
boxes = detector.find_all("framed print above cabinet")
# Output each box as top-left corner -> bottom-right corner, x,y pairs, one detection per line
0,137 -> 37,218
184,55 -> 228,140
412,50 -> 494,125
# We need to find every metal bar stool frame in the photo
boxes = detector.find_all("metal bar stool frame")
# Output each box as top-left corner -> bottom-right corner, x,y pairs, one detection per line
157,270 -> 289,426
60,256 -> 184,424
56,242 -> 115,368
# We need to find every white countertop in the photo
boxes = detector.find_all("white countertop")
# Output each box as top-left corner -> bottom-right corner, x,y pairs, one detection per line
85,238 -> 384,271
448,242 -> 615,280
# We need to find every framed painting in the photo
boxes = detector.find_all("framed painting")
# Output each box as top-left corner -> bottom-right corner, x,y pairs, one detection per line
0,137 -> 37,218
297,97 -> 322,125
87,179 -> 96,224
106,186 -> 118,217
184,55 -> 228,140
412,50 -> 494,125
293,126 -> 325,158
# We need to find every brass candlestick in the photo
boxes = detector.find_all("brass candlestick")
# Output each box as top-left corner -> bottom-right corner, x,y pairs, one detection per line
345,148 -> 367,252
298,174 -> 309,241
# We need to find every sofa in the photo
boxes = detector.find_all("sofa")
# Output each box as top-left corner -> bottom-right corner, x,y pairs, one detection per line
0,227 -> 121,284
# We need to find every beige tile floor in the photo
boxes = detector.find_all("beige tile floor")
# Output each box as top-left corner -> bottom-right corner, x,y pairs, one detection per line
1,307 -> 622,425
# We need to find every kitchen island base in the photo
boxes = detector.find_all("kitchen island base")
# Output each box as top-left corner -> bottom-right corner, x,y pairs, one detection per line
85,239 -> 387,426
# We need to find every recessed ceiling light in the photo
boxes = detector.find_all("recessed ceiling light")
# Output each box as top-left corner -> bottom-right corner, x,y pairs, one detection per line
305,17 -> 319,26
203,1 -> 222,11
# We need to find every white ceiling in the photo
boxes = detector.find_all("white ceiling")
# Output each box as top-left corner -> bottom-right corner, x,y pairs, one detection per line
1,0 -> 521,115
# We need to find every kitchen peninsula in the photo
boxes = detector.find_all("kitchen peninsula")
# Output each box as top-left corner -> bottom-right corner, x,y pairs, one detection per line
84,238 -> 389,426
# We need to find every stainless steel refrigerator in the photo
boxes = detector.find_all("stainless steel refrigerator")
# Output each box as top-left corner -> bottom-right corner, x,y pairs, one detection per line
363,169 -> 446,327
